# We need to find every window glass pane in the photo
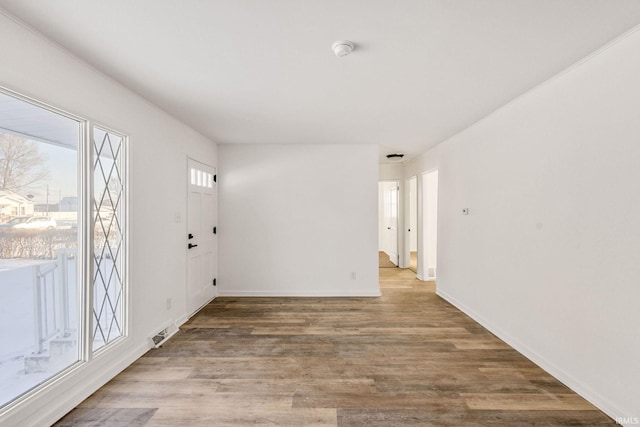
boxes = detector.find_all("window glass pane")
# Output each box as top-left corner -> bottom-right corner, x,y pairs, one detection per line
0,91 -> 80,408
92,127 -> 125,351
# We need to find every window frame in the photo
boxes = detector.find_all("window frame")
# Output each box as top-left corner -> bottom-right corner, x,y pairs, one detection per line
0,85 -> 129,412
89,124 -> 129,354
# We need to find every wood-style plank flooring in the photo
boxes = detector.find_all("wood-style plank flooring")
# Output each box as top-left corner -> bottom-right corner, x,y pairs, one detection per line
378,251 -> 396,268
56,268 -> 616,426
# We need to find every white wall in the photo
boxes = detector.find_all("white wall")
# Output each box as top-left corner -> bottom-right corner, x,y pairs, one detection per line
378,182 -> 386,251
0,11 -> 217,427
379,162 -> 403,181
423,170 -> 438,279
405,27 -> 640,422
218,144 -> 379,296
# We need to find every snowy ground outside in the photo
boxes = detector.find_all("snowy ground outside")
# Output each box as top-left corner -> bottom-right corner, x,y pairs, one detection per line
0,259 -> 79,407
0,256 -> 119,408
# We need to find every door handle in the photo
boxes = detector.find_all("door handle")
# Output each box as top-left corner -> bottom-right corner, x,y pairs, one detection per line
387,227 -> 391,230
188,233 -> 194,239
188,243 -> 198,249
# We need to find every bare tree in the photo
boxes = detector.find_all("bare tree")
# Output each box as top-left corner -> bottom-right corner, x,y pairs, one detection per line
0,134 -> 49,192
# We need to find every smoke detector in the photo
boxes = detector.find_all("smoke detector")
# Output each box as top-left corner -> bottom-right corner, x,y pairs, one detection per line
332,40 -> 355,57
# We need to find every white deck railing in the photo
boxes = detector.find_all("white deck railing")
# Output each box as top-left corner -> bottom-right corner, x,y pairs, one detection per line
32,249 -> 75,354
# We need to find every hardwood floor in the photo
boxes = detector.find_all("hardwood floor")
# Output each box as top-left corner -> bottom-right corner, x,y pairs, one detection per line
56,268 -> 616,426
409,251 -> 417,272
378,251 -> 396,268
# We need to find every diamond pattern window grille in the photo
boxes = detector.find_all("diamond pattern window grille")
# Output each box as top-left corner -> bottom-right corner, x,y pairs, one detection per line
92,127 -> 125,351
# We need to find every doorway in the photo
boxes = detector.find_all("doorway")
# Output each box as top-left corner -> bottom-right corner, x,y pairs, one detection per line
187,158 -> 217,316
408,176 -> 418,273
378,181 -> 399,267
422,170 -> 438,280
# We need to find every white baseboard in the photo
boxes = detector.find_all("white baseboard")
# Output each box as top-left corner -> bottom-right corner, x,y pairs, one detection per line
176,313 -> 190,327
186,296 -> 217,320
436,288 -> 628,424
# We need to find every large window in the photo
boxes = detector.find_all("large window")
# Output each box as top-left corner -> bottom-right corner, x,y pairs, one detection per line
0,88 -> 127,409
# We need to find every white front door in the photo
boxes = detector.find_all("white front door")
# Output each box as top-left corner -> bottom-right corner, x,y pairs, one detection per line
187,159 -> 217,316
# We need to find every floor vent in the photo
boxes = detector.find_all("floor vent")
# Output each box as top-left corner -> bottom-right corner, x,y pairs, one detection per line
150,323 -> 178,348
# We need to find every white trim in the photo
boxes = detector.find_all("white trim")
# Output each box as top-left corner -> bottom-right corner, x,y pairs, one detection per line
176,313 -> 190,328
0,84 -> 85,123
405,175 -> 419,275
80,118 -> 92,364
436,288 -> 628,422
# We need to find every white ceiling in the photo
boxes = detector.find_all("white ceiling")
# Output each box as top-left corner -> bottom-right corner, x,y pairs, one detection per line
1,1 -> 640,163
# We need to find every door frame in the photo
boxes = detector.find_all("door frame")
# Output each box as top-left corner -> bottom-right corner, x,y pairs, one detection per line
405,175 -> 418,273
378,179 -> 403,267
421,169 -> 439,281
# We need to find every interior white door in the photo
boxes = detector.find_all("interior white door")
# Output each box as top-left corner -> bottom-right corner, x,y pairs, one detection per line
387,182 -> 399,266
187,159 -> 217,316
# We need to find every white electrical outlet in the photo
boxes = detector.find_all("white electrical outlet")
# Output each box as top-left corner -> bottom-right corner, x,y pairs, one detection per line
462,208 -> 469,215
174,212 -> 182,223
166,298 -> 172,310
350,272 -> 357,280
